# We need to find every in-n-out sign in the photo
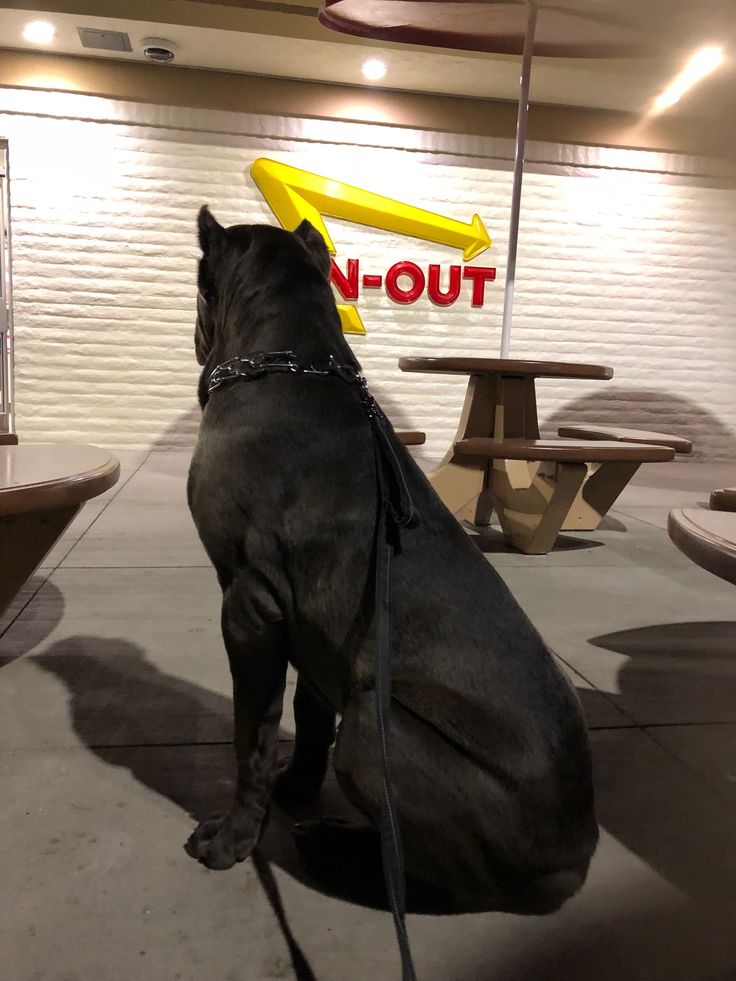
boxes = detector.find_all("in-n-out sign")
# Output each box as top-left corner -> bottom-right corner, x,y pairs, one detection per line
330,258 -> 495,308
251,158 -> 495,335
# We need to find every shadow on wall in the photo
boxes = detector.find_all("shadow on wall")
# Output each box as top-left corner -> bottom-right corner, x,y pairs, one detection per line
153,405 -> 200,450
156,386 -> 736,465
543,387 -> 736,462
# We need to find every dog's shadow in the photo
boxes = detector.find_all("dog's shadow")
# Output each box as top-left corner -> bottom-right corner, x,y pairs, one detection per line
33,638 -> 399,911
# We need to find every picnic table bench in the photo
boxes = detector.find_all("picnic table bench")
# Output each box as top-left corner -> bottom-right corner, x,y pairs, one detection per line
558,424 -> 692,454
710,487 -> 736,512
396,431 -> 426,446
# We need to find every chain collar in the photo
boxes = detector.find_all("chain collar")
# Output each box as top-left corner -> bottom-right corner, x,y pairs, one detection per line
207,350 -> 384,421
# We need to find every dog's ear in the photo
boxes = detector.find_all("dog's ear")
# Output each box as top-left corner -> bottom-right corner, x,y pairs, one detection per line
198,206 -> 226,254
194,290 -> 212,366
294,219 -> 331,278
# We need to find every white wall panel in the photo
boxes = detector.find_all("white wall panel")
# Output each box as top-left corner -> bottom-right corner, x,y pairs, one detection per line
0,90 -> 734,461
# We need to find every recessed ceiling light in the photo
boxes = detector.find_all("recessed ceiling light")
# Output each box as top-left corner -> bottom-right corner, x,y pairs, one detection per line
653,45 -> 724,113
362,58 -> 386,82
23,20 -> 56,45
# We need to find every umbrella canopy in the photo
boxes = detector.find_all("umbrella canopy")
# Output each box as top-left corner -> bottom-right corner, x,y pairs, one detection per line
319,1 -> 657,57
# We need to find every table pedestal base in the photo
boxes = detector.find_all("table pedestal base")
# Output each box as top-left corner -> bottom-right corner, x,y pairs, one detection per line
488,460 -> 588,554
429,458 -> 594,555
0,504 -> 80,617
561,461 -> 641,531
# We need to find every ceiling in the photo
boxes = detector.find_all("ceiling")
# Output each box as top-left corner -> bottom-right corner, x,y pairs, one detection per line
0,0 -> 734,121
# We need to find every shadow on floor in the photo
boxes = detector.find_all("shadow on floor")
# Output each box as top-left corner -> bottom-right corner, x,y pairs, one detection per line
33,640 -> 424,911
467,899 -> 736,981
33,639 -> 326,980
468,527 -> 606,554
0,577 -> 65,667
592,621 -> 736,658
590,620 -> 736,724
29,627 -> 736,979
32,631 -> 736,895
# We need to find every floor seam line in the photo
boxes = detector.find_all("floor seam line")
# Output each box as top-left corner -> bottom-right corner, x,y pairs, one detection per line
0,451 -> 156,640
0,576 -> 48,643
641,725 -> 735,805
51,450 -> 155,568
549,649 -> 639,726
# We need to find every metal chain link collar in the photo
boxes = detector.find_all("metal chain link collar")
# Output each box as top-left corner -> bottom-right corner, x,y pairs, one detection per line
207,350 -> 383,421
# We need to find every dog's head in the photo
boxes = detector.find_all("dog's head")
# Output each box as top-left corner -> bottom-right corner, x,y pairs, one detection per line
195,207 -> 332,366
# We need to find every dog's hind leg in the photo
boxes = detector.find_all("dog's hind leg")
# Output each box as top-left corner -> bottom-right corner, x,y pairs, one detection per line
273,675 -> 336,807
324,691 -> 592,915
185,608 -> 288,871
292,692 -> 454,912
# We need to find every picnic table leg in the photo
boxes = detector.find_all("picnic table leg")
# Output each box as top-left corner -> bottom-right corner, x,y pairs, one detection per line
465,374 -> 542,528
490,461 -> 589,554
452,374 -> 541,526
0,505 -> 80,616
561,461 -> 641,531
428,374 -> 497,518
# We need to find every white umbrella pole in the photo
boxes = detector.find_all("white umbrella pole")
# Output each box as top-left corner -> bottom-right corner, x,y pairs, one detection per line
500,0 -> 538,358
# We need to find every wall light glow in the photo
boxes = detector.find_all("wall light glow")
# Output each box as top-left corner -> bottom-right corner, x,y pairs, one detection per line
22,20 -> 56,45
652,46 -> 724,113
22,75 -> 82,94
362,58 -> 386,82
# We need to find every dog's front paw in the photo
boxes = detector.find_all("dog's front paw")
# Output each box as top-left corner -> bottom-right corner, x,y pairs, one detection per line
184,813 -> 255,870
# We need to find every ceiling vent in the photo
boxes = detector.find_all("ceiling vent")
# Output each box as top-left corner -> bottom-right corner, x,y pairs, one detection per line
77,28 -> 132,52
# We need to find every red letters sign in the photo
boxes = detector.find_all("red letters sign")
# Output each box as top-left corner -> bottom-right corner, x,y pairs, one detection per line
330,259 -> 496,308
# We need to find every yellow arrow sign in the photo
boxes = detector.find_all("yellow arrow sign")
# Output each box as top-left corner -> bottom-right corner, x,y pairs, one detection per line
250,158 -> 492,334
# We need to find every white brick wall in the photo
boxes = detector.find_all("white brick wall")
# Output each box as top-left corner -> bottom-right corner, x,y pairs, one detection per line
1,89 -> 735,461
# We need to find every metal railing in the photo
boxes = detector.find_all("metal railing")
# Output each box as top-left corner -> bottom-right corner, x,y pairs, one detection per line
0,141 -> 14,438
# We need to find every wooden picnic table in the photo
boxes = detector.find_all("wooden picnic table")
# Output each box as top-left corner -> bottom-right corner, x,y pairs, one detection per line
400,356 -> 612,439
399,356 -> 674,553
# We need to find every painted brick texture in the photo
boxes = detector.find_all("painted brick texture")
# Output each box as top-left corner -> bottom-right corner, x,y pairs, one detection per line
1,93 -> 734,463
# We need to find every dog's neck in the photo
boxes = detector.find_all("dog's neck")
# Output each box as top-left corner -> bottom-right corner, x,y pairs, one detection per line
198,289 -> 358,409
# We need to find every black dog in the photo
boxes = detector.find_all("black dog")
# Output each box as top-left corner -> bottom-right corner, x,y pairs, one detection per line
186,207 -> 598,915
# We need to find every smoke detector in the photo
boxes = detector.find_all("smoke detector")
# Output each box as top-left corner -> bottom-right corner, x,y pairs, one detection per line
141,37 -> 177,64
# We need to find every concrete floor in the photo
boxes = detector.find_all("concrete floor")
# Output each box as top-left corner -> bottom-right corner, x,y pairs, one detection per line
2,452 -> 735,981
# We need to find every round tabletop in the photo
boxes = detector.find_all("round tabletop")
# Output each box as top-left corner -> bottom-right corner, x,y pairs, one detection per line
398,356 -> 613,380
0,444 -> 120,517
319,1 -> 656,58
668,508 -> 736,586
